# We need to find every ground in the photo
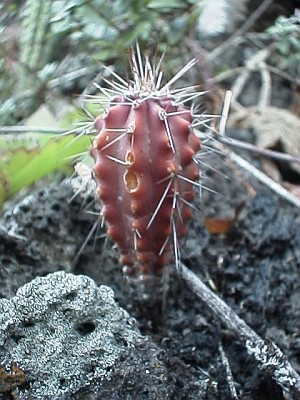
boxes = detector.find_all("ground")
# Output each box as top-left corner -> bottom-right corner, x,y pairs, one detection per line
0,143 -> 299,399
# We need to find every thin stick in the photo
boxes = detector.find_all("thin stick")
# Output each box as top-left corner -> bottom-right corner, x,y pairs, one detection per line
214,91 -> 300,208
211,133 -> 300,207
218,342 -> 239,400
179,263 -> 300,398
258,62 -> 272,110
228,151 -> 300,208
0,126 -> 66,134
230,47 -> 271,105
215,135 -> 300,165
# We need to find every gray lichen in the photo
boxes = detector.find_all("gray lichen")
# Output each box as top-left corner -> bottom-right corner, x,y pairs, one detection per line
246,339 -> 298,391
0,271 -> 141,399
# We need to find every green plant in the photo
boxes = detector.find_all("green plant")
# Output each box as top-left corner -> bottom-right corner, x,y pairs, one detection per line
267,15 -> 300,67
0,133 -> 90,209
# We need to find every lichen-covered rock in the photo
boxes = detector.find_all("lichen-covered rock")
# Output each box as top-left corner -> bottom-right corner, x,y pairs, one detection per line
0,271 -> 141,399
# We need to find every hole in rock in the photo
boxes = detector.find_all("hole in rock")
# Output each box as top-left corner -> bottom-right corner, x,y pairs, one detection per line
23,319 -> 35,328
11,333 -> 25,343
75,321 -> 96,335
64,292 -> 77,301
113,332 -> 128,347
59,378 -> 66,388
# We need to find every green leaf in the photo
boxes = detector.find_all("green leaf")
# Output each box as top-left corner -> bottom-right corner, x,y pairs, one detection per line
0,134 -> 90,208
277,38 -> 290,56
289,36 -> 300,51
122,21 -> 152,46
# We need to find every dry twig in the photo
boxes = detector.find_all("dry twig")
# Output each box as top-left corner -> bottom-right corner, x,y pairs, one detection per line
218,342 -> 239,399
230,47 -> 273,110
214,91 -> 300,208
216,135 -> 300,165
226,150 -> 300,208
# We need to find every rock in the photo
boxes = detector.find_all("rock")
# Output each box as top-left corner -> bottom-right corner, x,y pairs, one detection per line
0,271 -> 164,399
0,181 -> 101,298
1,182 -> 84,274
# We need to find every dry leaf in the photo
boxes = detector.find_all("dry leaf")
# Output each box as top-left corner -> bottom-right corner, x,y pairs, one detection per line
204,202 -> 245,234
204,216 -> 235,234
229,106 -> 300,174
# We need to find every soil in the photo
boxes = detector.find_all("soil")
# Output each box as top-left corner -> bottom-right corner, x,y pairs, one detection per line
0,143 -> 299,400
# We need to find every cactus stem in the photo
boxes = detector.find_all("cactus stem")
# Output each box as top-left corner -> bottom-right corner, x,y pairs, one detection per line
86,45 -> 208,283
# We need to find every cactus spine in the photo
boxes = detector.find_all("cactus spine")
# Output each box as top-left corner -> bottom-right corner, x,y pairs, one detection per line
91,48 -> 201,279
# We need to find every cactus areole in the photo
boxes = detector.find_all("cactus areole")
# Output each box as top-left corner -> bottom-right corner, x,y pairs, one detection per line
90,49 -> 201,278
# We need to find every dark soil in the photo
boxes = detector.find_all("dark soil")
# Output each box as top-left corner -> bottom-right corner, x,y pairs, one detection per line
0,146 -> 300,399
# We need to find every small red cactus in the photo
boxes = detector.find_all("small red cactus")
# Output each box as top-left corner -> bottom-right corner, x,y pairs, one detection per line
90,48 -> 202,278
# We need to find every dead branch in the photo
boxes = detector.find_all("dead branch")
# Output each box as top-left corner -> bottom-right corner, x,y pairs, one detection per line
213,91 -> 300,208
0,126 -> 66,134
230,47 -> 273,110
227,150 -> 300,208
215,135 -> 300,165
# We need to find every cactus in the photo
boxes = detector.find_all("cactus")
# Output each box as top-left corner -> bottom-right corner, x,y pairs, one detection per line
90,47 -> 202,281
20,0 -> 54,88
